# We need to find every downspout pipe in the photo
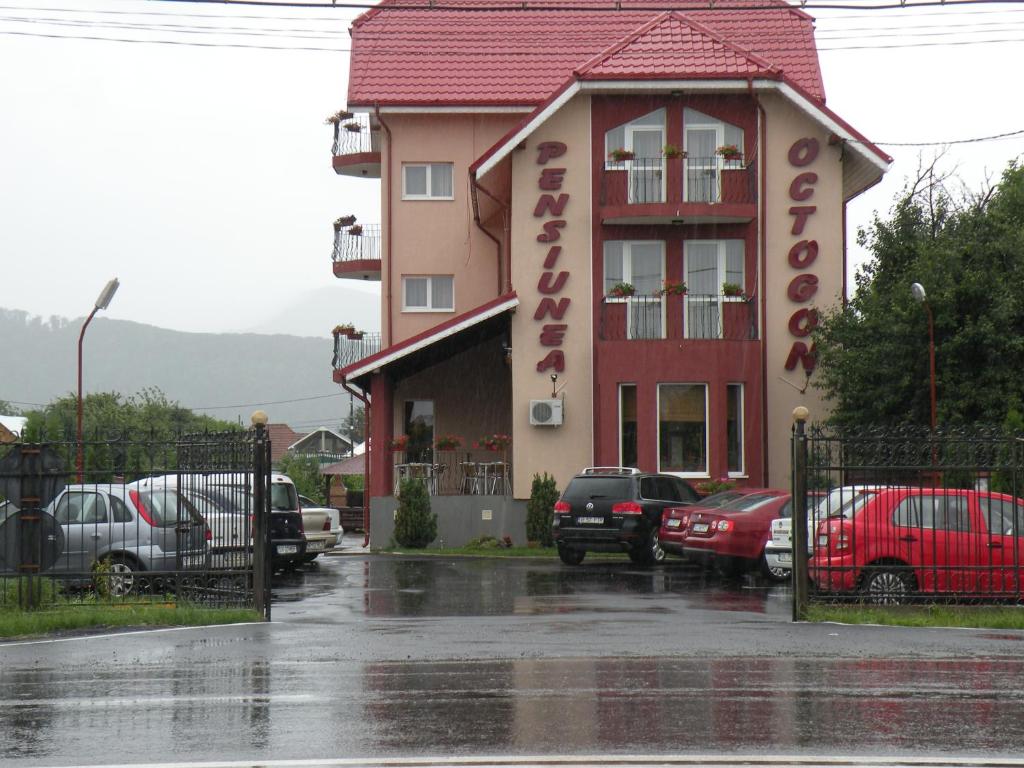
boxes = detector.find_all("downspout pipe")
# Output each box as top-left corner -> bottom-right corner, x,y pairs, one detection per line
342,380 -> 371,548
471,171 -> 510,294
757,98 -> 770,487
374,104 -> 394,346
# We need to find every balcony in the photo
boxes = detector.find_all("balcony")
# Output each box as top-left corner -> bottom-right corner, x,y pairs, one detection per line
332,329 -> 382,370
599,156 -> 756,225
330,113 -> 381,178
599,294 -> 758,342
332,221 -> 381,281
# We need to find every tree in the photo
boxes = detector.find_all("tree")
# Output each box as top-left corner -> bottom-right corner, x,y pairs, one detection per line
814,160 -> 1024,428
0,400 -> 19,416
526,472 -> 559,547
278,452 -> 325,504
341,404 -> 366,447
393,478 -> 436,548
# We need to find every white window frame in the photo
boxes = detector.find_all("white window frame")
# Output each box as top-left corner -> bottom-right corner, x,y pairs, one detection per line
402,275 -> 455,313
726,383 -> 746,478
604,110 -> 667,203
683,111 -> 743,203
684,240 -> 745,340
402,162 -> 455,201
604,240 -> 666,340
656,382 -> 709,479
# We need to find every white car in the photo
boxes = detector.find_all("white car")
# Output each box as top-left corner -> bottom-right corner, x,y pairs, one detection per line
764,486 -> 880,576
298,495 -> 341,561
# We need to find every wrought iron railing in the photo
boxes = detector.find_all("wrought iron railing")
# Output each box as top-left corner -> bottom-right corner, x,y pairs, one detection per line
390,449 -> 512,496
600,155 -> 756,208
599,294 -> 757,341
332,222 -> 381,264
332,331 -> 382,370
331,113 -> 381,156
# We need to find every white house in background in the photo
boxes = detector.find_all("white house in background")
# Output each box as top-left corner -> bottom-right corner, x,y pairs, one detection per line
288,426 -> 354,461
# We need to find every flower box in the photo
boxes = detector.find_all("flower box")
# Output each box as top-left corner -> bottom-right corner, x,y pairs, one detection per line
387,435 -> 409,452
347,225 -> 363,236
722,282 -> 745,298
609,148 -> 635,162
436,435 -> 463,451
343,122 -> 363,133
608,282 -> 636,298
658,280 -> 687,297
663,144 -> 686,160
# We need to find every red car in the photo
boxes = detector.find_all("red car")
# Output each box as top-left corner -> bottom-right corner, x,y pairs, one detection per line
810,487 -> 1024,603
660,489 -> 796,579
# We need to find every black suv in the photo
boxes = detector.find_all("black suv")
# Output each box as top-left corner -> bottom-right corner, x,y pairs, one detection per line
551,467 -> 700,566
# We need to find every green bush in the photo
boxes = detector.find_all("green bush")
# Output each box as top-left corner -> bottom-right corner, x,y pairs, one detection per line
526,472 -> 559,547
278,453 -> 325,503
1,576 -> 62,610
393,479 -> 437,548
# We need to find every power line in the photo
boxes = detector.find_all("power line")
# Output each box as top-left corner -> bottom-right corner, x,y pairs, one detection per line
868,127 -> 1024,146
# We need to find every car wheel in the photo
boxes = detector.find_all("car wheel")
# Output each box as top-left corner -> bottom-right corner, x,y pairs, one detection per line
107,556 -> 140,597
761,551 -> 791,582
557,544 -> 585,566
862,566 -> 914,605
628,529 -> 661,567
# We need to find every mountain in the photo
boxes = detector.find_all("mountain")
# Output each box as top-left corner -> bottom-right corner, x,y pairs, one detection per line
0,308 -> 365,433
238,284 -> 381,337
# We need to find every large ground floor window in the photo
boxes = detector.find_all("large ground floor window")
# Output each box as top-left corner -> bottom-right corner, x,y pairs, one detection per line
658,384 -> 708,476
620,384 -> 637,468
404,400 -> 434,462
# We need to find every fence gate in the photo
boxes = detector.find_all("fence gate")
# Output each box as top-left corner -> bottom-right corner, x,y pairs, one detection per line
0,425 -> 272,618
792,422 -> 1024,613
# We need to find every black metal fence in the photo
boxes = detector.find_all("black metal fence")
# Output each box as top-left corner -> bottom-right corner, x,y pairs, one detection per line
792,423 -> 1024,609
599,294 -> 757,341
0,427 -> 271,616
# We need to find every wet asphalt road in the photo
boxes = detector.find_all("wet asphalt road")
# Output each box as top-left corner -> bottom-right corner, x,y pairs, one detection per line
4,541 -> 1024,766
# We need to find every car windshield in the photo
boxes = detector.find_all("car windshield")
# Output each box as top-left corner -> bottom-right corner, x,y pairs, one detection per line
563,477 -> 632,501
815,488 -> 877,519
271,482 -> 299,511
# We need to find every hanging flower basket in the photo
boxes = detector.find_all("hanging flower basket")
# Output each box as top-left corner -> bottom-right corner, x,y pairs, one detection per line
388,435 -> 410,452
347,224 -> 363,236
333,215 -> 356,230
663,144 -> 686,160
436,434 -> 463,451
475,433 -> 511,451
658,280 -> 688,297
608,282 -> 636,298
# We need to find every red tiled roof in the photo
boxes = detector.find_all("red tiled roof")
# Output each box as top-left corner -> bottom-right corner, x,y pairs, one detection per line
347,0 -> 825,107
267,423 -> 302,464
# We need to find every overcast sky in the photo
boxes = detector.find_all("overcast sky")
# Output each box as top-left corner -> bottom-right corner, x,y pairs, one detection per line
2,0 -> 1023,338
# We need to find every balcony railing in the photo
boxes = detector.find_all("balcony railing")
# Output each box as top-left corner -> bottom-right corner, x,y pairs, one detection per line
331,113 -> 381,156
599,294 -> 758,341
332,331 -> 382,370
333,222 -> 381,264
599,156 -> 756,208
391,449 -> 512,496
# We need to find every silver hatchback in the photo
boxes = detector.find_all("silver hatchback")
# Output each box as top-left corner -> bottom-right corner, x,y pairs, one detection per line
46,484 -> 210,594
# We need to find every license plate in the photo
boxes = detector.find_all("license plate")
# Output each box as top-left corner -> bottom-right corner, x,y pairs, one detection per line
666,519 -> 681,528
276,544 -> 298,555
778,552 -> 792,565
307,541 -> 325,551
693,523 -> 710,533
577,516 -> 604,525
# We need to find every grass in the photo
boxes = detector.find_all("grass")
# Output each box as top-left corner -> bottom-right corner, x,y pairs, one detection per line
806,603 -> 1024,630
0,577 -> 260,639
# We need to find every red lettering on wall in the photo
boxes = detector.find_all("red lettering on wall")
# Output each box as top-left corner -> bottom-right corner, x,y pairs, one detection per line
543,246 -> 561,269
788,173 -> 818,202
788,137 -> 819,167
538,271 -> 569,294
539,324 -> 568,346
539,168 -> 566,190
789,206 -> 817,236
536,220 -> 566,243
536,350 -> 566,373
533,194 -> 570,217
787,240 -> 819,269
785,342 -> 817,372
534,297 -> 571,321
787,308 -> 819,337
787,274 -> 820,303
536,142 -> 567,165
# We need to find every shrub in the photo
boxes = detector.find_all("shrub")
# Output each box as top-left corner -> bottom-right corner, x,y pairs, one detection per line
393,479 -> 437,548
278,453 -> 325,504
526,472 -> 559,547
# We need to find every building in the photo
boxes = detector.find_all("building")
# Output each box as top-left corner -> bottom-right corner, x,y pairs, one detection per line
329,0 -> 890,542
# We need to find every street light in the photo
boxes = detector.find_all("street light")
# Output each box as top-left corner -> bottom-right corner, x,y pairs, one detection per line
77,278 -> 120,481
911,282 -> 937,432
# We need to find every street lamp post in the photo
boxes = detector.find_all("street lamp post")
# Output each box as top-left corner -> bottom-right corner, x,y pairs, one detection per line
911,282 -> 937,432
77,278 -> 120,482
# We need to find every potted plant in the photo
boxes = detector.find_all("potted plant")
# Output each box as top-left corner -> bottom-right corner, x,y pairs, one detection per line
722,282 -> 745,298
663,144 -> 686,160
333,215 -> 356,230
324,109 -> 354,125
388,434 -> 410,452
343,121 -> 363,133
608,148 -> 635,162
716,144 -> 741,161
332,323 -> 355,336
436,434 -> 462,451
475,433 -> 512,451
608,282 -> 636,298
349,330 -> 364,340
347,224 -> 363,236
658,279 -> 687,297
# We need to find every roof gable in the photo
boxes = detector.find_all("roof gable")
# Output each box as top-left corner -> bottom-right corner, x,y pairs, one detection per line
576,12 -> 779,81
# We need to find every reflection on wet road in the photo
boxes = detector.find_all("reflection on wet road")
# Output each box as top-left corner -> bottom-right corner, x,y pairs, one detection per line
4,549 -> 1024,766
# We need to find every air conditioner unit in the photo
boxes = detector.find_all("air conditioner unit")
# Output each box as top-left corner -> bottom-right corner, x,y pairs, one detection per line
529,399 -> 563,427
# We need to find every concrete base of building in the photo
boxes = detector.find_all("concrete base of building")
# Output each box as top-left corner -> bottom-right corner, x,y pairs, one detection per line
370,495 -> 529,548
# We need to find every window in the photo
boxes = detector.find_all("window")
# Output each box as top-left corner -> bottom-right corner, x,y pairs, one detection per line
402,163 -> 454,200
604,240 -> 664,339
620,384 -> 637,468
605,109 -> 666,203
110,495 -> 132,523
727,383 -> 744,476
683,108 -> 744,202
404,400 -> 434,462
980,496 -> 1024,537
658,383 -> 708,476
685,240 -> 744,339
55,492 -> 107,524
403,275 -> 454,312
893,494 -> 971,531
